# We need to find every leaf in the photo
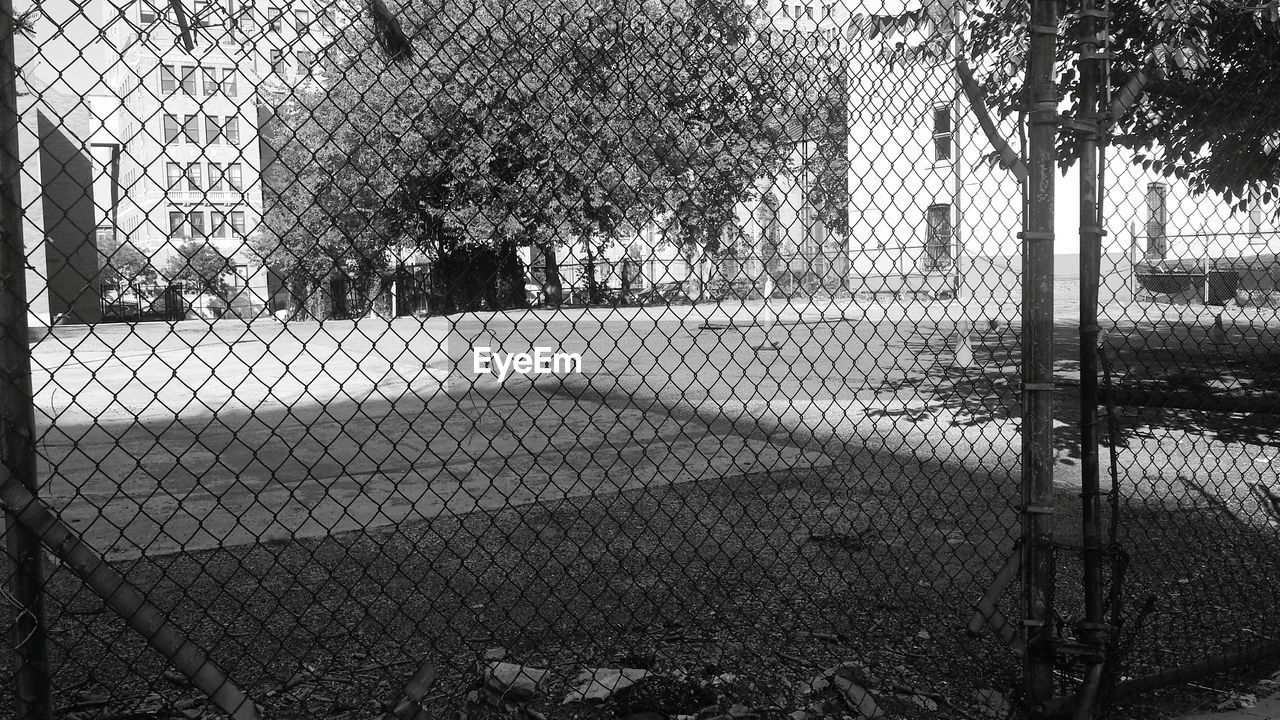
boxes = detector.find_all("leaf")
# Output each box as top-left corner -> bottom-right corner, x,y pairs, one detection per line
561,668 -> 651,704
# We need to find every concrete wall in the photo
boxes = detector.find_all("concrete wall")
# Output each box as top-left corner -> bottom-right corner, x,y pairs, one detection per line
17,80 -> 103,327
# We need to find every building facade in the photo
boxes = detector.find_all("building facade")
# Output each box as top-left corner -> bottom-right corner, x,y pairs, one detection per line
100,0 -> 343,318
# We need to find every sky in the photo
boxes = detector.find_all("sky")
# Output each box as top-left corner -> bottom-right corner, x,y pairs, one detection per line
16,0 -> 108,96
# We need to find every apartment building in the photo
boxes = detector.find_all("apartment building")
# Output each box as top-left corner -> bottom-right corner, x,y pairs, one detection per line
101,0 -> 341,318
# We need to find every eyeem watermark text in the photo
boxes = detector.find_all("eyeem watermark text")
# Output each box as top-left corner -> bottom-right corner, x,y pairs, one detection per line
472,347 -> 583,381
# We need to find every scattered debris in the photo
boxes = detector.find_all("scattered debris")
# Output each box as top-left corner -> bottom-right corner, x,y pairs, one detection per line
972,688 -> 1010,719
562,668 -> 652,704
805,663 -> 883,719
480,661 -> 549,710
389,659 -> 437,720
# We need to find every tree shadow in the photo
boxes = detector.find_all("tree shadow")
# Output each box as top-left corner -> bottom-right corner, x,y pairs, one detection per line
865,320 -> 1280,458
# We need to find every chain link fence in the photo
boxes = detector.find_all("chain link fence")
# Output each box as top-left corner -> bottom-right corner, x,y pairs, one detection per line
3,0 -> 1280,718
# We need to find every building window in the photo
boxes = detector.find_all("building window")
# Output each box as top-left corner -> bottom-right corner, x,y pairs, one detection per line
230,211 -> 246,236
924,203 -> 953,271
208,162 -> 225,191
201,67 -> 218,95
205,116 -> 221,145
296,8 -> 311,25
932,105 -> 952,162
213,212 -> 228,238
169,211 -> 186,237
194,0 -> 217,27
140,1 -> 157,23
805,5 -> 813,18
180,65 -> 197,94
228,163 -> 242,190
221,68 -> 238,96
268,6 -> 284,31
163,114 -> 181,143
183,115 -> 200,143
185,163 -> 202,191
270,49 -> 284,74
224,116 -> 240,144
166,162 -> 183,190
1146,182 -> 1168,259
190,211 -> 206,238
160,64 -> 177,93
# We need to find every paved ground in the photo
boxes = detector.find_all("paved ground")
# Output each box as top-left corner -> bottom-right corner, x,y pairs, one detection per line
30,298 -> 947,559
22,293 -> 1280,561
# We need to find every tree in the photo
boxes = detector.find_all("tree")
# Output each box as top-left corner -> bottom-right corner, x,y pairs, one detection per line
878,0 -> 1280,207
258,0 -> 813,308
97,236 -> 158,297
164,240 -> 232,303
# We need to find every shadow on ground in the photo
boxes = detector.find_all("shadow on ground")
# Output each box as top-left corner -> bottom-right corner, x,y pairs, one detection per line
867,320 -> 1280,457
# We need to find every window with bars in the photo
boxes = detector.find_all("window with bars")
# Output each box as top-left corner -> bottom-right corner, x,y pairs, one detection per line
932,105 -> 952,162
924,203 -> 953,271
1146,182 -> 1168,259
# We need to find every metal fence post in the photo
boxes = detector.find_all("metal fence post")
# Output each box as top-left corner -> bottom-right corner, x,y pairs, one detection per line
1022,0 -> 1059,713
0,0 -> 52,717
1074,0 -> 1109,714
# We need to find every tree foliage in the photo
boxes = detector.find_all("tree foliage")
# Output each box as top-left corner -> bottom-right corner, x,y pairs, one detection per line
859,0 -> 1280,207
259,0 -> 824,303
962,0 -> 1280,206
97,236 -> 158,295
164,240 -> 232,301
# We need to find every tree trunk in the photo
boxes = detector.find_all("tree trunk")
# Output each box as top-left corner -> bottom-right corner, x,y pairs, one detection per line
583,238 -> 600,304
541,242 -> 562,306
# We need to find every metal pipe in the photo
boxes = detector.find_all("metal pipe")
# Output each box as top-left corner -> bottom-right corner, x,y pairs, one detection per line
1043,637 -> 1280,717
0,0 -> 52,714
1022,0 -> 1060,711
1076,0 -> 1108,715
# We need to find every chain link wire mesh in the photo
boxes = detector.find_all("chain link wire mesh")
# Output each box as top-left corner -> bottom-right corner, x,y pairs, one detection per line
1083,2 -> 1280,705
4,0 -> 1276,717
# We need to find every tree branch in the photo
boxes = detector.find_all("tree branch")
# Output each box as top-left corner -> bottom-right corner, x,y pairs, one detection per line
955,57 -> 1026,183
